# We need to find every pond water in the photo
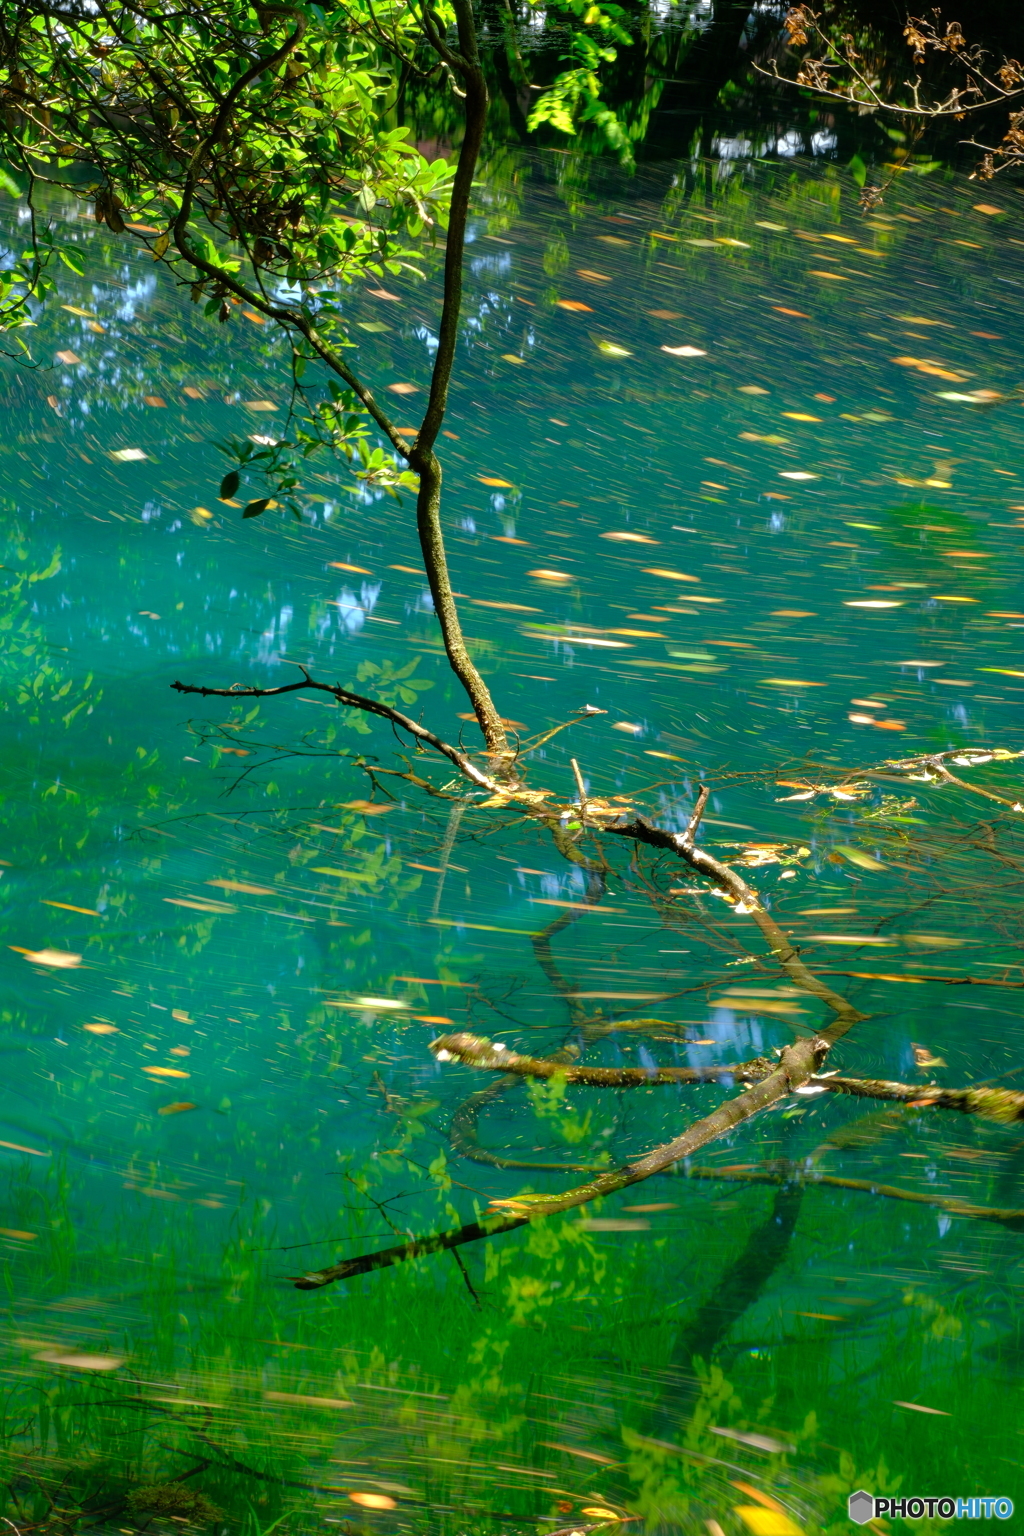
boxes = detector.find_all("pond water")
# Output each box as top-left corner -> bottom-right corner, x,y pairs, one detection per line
2,142 -> 1024,1534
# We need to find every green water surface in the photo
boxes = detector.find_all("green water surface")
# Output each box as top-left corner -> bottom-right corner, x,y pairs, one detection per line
2,149 -> 1024,1534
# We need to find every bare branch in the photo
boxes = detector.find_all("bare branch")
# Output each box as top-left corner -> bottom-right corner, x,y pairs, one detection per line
170,671 -> 504,792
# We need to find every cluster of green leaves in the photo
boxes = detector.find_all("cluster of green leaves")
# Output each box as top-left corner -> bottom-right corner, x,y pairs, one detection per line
0,0 -> 456,313
526,0 -> 634,163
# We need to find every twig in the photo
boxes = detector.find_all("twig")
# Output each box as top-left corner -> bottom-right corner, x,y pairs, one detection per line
450,1246 -> 482,1307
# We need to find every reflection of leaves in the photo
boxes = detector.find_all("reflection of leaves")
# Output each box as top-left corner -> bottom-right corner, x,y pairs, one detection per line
877,499 -> 995,591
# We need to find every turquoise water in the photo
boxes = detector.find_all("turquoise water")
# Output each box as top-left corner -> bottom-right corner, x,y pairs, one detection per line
3,154 -> 1024,1532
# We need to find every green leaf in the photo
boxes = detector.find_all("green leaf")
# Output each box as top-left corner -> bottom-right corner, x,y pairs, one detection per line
848,153 -> 867,188
220,469 -> 240,500
241,498 -> 272,519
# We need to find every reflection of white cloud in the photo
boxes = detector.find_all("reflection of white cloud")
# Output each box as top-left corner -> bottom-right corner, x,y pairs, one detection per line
776,130 -> 804,157
713,136 -> 753,161
333,582 -> 381,633
811,130 -> 838,155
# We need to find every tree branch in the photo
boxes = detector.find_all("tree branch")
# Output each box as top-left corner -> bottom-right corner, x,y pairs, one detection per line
169,670 -> 503,792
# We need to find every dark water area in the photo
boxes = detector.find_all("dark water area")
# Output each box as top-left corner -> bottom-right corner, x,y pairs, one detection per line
2,96 -> 1024,1536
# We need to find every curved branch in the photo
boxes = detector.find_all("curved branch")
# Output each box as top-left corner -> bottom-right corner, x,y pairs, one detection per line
605,791 -> 865,1041
169,670 -> 502,792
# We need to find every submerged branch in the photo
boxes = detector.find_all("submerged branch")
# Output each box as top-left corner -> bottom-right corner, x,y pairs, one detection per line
606,789 -> 865,1040
432,1033 -> 1024,1125
432,1031 -> 777,1088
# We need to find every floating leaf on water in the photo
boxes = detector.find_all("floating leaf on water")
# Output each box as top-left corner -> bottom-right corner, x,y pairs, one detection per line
55,350 -> 80,365
734,1507 -> 803,1536
342,800 -> 394,815
41,900 -> 100,915
84,1022 -> 118,1034
844,599 -> 903,608
778,471 -> 818,481
385,382 -> 419,394
576,269 -> 611,282
328,561 -> 372,573
143,1066 -> 191,1079
14,947 -> 82,968
477,476 -> 515,487
164,897 -> 237,913
265,1390 -> 355,1408
143,395 -> 166,408
781,413 -> 820,422
527,569 -> 574,583
34,1351 -> 125,1371
893,1399 -> 950,1415
556,299 -> 594,312
348,1493 -> 397,1510
502,353 -> 527,364
243,399 -> 277,411
580,1510 -> 622,1521
832,846 -> 886,871
0,1139 -> 50,1157
912,1044 -> 946,1068
578,1218 -> 650,1232
206,880 -> 275,895
713,1428 -> 795,1455
642,567 -> 700,582
772,307 -> 809,318
157,1102 -> 197,1116
972,203 -> 1003,216
601,531 -> 658,543
594,339 -> 632,358
110,448 -> 147,462
661,345 -> 707,357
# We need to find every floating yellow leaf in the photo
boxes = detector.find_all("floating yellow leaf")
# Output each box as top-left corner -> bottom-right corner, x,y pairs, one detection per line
157,1102 -> 197,1116
781,413 -> 820,421
580,1508 -> 621,1520
13,947 -> 82,968
661,344 -> 707,357
833,846 -> 886,871
142,1066 -> 191,1079
34,1351 -> 125,1371
385,382 -> 418,394
594,339 -> 632,358
110,448 -> 147,462
556,299 -> 594,312
206,879 -> 274,894
265,1391 -> 354,1408
760,679 -> 824,688
643,567 -> 699,582
973,203 -> 1003,215
41,900 -> 100,916
348,1493 -> 397,1510
242,399 -> 277,410
734,1506 -> 803,1536
600,531 -> 658,543
164,897 -> 237,913
527,569 -> 574,582
83,1023 -> 118,1035
328,561 -> 372,573
477,476 -> 515,487
502,353 -> 527,365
